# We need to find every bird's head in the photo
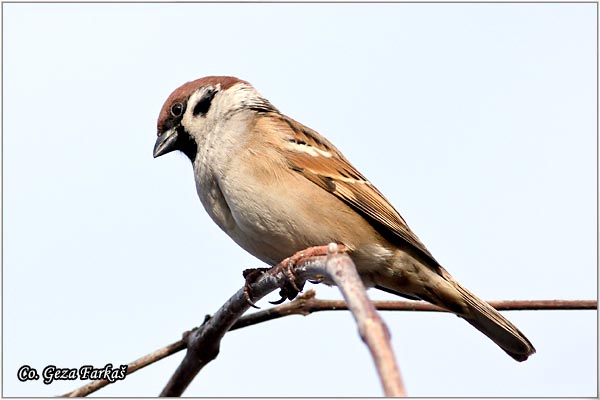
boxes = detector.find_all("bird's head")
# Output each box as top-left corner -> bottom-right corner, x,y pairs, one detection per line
153,76 -> 277,161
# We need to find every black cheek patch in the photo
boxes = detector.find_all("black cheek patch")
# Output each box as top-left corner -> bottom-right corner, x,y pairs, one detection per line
193,89 -> 216,116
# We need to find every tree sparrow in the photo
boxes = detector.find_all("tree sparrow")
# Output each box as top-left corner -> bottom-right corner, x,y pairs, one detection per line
153,76 -> 535,362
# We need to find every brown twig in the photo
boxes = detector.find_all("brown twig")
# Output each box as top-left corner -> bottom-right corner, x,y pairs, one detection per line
232,296 -> 598,329
61,279 -> 597,397
321,244 -> 405,396
159,245 -> 335,396
160,243 -> 407,396
62,339 -> 186,397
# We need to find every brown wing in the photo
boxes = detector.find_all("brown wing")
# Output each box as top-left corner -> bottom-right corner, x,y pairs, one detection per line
261,114 -> 441,268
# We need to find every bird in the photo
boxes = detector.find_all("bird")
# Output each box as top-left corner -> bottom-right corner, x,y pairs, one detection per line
153,75 -> 536,362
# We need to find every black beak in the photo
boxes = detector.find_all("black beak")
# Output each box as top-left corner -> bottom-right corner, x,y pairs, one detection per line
153,128 -> 178,158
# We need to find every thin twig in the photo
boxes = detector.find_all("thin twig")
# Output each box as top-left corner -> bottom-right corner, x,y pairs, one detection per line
61,289 -> 597,397
160,243 -> 408,396
232,295 -> 598,328
321,244 -> 405,396
62,340 -> 186,397
159,245 -> 335,396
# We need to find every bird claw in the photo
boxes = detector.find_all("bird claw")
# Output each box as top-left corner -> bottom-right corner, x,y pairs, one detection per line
284,259 -> 302,293
243,247 -> 334,307
270,257 -> 305,303
268,291 -> 288,305
242,268 -> 270,309
244,290 -> 261,309
308,275 -> 325,285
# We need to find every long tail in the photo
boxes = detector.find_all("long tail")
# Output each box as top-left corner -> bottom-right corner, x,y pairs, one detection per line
375,267 -> 536,362
450,278 -> 536,361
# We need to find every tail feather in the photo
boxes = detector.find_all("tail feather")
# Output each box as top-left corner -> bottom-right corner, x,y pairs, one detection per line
375,269 -> 536,362
453,280 -> 536,362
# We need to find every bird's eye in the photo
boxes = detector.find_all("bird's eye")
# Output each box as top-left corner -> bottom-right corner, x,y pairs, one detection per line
170,103 -> 184,117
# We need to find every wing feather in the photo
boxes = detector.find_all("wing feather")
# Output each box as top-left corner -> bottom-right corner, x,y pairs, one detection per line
260,114 -> 441,267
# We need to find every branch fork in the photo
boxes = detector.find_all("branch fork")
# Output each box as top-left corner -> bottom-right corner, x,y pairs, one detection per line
60,244 -> 598,398
161,243 -> 405,396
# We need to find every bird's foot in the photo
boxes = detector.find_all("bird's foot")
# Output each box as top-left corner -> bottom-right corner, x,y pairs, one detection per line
242,267 -> 270,309
268,253 -> 308,304
243,245 -> 347,306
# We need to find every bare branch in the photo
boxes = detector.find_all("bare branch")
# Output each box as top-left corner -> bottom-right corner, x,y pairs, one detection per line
232,295 -> 597,329
159,245 -> 334,396
62,338 -> 186,397
320,243 -> 405,396
160,244 -> 407,396
60,251 -> 597,399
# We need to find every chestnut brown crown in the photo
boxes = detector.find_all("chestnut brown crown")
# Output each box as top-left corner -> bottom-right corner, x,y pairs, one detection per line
157,76 -> 248,134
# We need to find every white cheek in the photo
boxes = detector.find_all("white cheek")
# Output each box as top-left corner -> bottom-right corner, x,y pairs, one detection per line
181,110 -> 194,129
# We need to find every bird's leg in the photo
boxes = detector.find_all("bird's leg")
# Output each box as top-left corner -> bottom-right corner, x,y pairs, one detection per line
268,257 -> 306,304
269,244 -> 347,304
244,244 -> 348,306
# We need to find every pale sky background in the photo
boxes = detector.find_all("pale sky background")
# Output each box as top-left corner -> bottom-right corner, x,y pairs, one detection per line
2,2 -> 597,397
